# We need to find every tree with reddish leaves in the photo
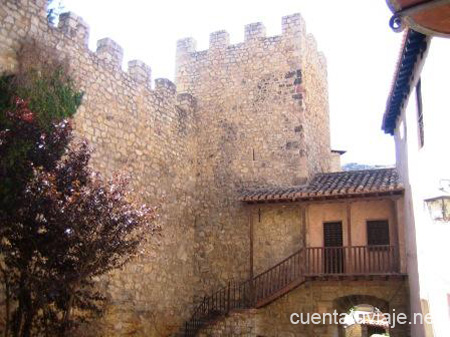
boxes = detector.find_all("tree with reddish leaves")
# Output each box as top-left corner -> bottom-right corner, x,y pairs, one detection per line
1,51 -> 156,336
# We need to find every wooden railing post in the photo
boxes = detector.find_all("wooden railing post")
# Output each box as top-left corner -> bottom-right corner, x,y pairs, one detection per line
394,245 -> 399,273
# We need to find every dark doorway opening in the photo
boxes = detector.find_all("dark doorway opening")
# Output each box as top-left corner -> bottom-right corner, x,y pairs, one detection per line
323,221 -> 344,274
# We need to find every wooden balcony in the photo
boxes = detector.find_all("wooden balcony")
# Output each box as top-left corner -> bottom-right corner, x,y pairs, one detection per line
304,245 -> 400,277
253,245 -> 402,308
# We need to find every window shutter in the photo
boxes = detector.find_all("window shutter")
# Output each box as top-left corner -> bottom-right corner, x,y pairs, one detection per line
367,220 -> 390,246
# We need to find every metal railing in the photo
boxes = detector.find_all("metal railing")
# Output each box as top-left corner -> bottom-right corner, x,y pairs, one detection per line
183,245 -> 399,336
184,279 -> 254,336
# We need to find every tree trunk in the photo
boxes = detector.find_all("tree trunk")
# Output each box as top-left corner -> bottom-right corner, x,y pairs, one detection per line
1,269 -> 11,337
12,274 -> 33,337
62,291 -> 75,336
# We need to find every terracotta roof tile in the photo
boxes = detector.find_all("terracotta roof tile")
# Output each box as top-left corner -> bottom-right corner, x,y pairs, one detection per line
239,168 -> 403,203
382,29 -> 429,135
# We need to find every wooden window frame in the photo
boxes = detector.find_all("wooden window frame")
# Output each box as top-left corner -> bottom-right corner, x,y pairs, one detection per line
366,220 -> 390,247
323,221 -> 344,248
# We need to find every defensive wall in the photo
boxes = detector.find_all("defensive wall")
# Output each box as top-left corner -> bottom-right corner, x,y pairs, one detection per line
0,1 -> 332,335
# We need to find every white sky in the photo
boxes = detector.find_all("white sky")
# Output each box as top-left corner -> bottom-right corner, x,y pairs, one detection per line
62,0 -> 403,166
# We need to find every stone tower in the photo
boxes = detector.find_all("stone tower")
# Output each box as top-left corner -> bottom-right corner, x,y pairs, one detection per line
174,14 -> 332,298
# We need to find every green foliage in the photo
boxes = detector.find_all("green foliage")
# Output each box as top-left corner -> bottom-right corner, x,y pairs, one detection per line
23,68 -> 82,127
0,62 -> 83,208
1,67 -> 83,130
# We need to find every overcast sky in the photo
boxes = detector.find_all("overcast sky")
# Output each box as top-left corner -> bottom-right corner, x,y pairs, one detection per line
62,0 -> 403,166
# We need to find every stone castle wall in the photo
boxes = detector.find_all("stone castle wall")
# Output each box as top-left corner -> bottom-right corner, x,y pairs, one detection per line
175,14 -> 332,298
250,204 -> 304,275
0,1 -> 332,335
1,1 -> 198,335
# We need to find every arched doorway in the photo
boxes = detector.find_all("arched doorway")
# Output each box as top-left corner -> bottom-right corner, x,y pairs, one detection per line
343,304 -> 390,336
334,295 -> 390,337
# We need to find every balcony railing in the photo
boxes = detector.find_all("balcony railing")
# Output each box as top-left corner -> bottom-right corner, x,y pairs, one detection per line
305,245 -> 399,276
253,248 -> 305,307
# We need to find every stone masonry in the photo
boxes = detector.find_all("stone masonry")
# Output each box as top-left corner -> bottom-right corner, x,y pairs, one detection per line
175,13 -> 331,299
1,1 -> 197,335
1,1 -> 333,335
198,280 -> 410,337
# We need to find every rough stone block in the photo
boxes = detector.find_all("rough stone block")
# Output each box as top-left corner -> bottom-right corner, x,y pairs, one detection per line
58,12 -> 89,46
209,30 -> 230,49
128,59 -> 151,86
96,37 -> 123,68
155,78 -> 177,96
282,13 -> 305,36
245,22 -> 266,42
176,37 -> 197,55
177,92 -> 197,111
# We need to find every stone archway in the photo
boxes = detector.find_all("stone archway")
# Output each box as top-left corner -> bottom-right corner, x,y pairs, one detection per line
334,294 -> 389,314
333,292 -> 413,337
333,295 -> 389,337
248,280 -> 410,337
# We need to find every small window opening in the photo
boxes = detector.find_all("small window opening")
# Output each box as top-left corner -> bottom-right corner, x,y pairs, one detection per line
367,220 -> 390,246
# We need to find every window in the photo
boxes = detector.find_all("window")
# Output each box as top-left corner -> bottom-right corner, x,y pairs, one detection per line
323,222 -> 343,247
416,78 -> 424,148
367,220 -> 390,246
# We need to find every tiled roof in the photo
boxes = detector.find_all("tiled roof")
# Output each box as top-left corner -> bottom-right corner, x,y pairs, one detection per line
382,29 -> 429,135
239,168 -> 403,203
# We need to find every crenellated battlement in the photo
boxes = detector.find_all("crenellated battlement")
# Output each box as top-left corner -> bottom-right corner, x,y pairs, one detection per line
1,2 -> 325,104
175,13 -> 327,100
177,37 -> 197,55
96,37 -> 124,69
57,9 -> 181,95
176,13 -> 307,58
58,12 -> 90,46
281,13 -> 305,36
1,0 -> 186,98
128,60 -> 152,87
209,30 -> 230,50
244,22 -> 266,42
